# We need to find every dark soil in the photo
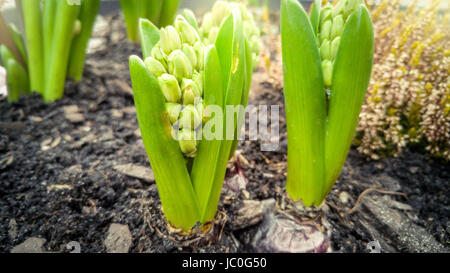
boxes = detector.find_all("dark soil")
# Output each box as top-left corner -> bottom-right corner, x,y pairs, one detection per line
0,14 -> 448,253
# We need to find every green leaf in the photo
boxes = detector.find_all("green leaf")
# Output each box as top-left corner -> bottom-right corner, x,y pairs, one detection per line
0,44 -> 16,66
228,36 -> 254,159
181,9 -> 199,33
68,0 -> 100,82
159,0 -> 181,27
281,0 -> 326,206
310,0 -> 321,35
119,0 -> 139,41
43,0 -> 57,73
324,6 -> 374,197
139,18 -> 160,59
8,24 -> 27,65
6,58 -> 29,102
43,1 -> 80,102
129,55 -> 200,231
22,0 -> 44,94
214,15 -> 234,95
191,45 -> 225,223
146,0 -> 164,26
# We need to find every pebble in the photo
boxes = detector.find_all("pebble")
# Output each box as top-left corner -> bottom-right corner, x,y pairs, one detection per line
104,224 -> 132,253
8,219 -> 18,240
339,191 -> 351,204
114,163 -> 155,183
11,237 -> 46,253
63,105 -> 84,124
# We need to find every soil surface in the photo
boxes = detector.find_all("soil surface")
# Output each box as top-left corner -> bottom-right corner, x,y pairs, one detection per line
0,14 -> 448,253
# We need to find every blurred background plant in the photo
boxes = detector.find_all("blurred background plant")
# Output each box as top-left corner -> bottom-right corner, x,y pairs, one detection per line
355,0 -> 449,160
119,0 -> 182,43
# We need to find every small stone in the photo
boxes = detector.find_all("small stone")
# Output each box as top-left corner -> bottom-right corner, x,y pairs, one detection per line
8,219 -> 18,240
111,109 -> 123,119
47,184 -> 74,192
114,163 -> 155,183
242,189 -> 250,199
11,237 -> 46,253
409,166 -> 420,174
134,128 -> 142,138
92,15 -> 110,38
339,191 -> 350,204
29,116 -> 43,123
87,38 -> 107,54
0,66 -> 5,96
223,173 -> 246,195
104,224 -> 132,253
0,152 -> 14,170
232,200 -> 264,230
41,136 -> 61,151
63,105 -> 84,124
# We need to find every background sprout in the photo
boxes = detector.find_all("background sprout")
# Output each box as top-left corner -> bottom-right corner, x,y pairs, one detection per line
281,0 -> 374,206
119,0 -> 182,43
0,0 -> 100,103
129,5 -> 254,231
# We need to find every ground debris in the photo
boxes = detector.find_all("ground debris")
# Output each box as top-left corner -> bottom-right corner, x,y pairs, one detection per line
251,213 -> 331,253
360,195 -> 448,253
63,105 -> 84,124
104,223 -> 132,253
114,163 -> 155,183
11,237 -> 47,253
231,199 -> 275,230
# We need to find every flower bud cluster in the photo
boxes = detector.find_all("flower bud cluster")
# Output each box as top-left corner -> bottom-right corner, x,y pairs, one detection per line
318,0 -> 363,87
200,1 -> 261,69
145,15 -> 206,157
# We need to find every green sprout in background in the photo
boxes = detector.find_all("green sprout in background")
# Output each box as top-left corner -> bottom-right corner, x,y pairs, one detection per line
281,0 -> 374,206
120,0 -> 182,43
0,0 -> 100,103
129,3 -> 256,231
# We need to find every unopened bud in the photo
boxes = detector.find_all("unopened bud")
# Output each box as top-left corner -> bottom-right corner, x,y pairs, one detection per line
144,57 -> 167,77
151,44 -> 167,68
192,71 -> 204,96
208,27 -> 220,43
320,20 -> 332,42
182,44 -> 197,70
212,1 -> 229,25
158,73 -> 181,103
322,60 -> 333,87
201,13 -> 213,36
195,99 -> 204,122
166,103 -> 182,124
179,105 -> 201,130
178,128 -> 197,157
193,41 -> 205,70
344,0 -> 362,18
332,0 -> 346,18
181,79 -> 201,105
331,36 -> 341,60
168,50 -> 193,81
320,39 -> 331,60
320,4 -> 333,25
175,16 -> 198,45
160,26 -> 182,54
331,15 -> 344,40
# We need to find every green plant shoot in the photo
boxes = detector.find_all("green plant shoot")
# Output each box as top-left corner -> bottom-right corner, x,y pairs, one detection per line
281,0 -> 374,206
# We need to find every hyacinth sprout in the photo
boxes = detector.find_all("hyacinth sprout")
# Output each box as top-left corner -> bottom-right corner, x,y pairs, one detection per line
281,0 -> 374,206
129,5 -> 256,231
